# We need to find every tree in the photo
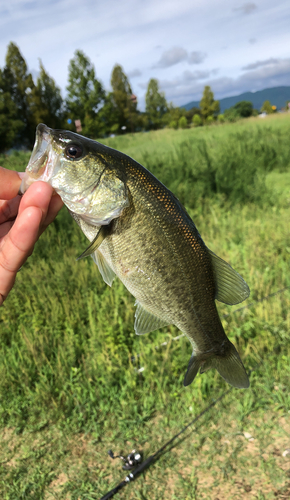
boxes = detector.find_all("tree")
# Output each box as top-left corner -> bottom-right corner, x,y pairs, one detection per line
3,42 -> 35,146
66,50 -> 105,137
145,78 -> 168,129
233,101 -> 253,118
110,64 -> 138,133
30,61 -> 64,129
0,69 -> 24,151
261,100 -> 274,114
199,86 -> 220,121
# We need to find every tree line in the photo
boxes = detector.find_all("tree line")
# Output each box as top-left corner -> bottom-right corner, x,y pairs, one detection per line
0,42 -> 223,151
0,42 -> 273,153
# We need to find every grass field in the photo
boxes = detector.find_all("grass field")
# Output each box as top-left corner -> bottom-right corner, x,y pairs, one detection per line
1,113 -> 290,499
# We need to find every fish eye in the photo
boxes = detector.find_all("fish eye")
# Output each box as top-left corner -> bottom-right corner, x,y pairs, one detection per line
65,144 -> 83,160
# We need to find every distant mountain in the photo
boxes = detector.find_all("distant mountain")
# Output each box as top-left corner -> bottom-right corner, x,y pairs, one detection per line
181,86 -> 290,113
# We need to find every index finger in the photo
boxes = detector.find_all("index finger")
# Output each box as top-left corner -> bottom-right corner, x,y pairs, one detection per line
0,167 -> 23,200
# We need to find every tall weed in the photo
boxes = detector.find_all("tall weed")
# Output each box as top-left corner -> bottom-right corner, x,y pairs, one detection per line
140,127 -> 286,208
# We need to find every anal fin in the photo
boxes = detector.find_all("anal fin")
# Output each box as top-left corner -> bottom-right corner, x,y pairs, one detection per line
184,355 -> 201,386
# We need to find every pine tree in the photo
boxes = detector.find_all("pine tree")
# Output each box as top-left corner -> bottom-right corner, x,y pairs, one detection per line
66,50 -> 105,137
0,68 -> 24,152
31,61 -> 63,129
199,86 -> 220,121
3,42 -> 35,146
145,78 -> 167,129
261,100 -> 274,114
110,64 -> 137,132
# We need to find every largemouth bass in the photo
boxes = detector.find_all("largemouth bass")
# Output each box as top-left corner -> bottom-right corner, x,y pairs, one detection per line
21,124 -> 250,388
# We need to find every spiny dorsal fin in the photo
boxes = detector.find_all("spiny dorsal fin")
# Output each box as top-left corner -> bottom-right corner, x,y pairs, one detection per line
208,248 -> 250,305
134,301 -> 170,335
77,225 -> 110,260
92,250 -> 116,287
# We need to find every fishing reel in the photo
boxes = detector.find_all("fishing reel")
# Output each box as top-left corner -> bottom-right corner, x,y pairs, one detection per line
108,449 -> 142,470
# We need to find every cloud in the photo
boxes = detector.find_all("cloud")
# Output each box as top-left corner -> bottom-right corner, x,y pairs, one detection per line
156,68 -> 218,91
182,69 -> 216,82
154,46 -> 188,68
156,57 -> 290,107
128,68 -> 142,78
233,3 -> 257,15
242,58 -> 280,70
240,58 -> 290,82
154,47 -> 207,69
188,51 -> 207,64
248,38 -> 257,44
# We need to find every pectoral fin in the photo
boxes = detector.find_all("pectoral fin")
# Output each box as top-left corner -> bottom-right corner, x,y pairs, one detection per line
134,301 -> 170,335
92,250 -> 116,287
77,225 -> 110,260
208,248 -> 250,305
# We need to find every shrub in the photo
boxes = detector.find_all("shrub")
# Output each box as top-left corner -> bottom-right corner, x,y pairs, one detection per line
206,115 -> 214,125
168,120 -> 178,129
178,116 -> 187,129
192,114 -> 202,127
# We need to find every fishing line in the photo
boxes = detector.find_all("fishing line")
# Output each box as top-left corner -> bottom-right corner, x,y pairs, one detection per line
99,387 -> 233,500
100,286 -> 290,499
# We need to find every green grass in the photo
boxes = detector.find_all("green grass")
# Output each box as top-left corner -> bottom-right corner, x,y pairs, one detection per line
1,114 -> 290,498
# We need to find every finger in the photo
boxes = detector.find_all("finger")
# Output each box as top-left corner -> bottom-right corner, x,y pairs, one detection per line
18,181 -> 54,222
0,220 -> 14,240
40,193 -> 63,234
0,196 -> 21,224
0,206 -> 42,305
0,167 -> 23,199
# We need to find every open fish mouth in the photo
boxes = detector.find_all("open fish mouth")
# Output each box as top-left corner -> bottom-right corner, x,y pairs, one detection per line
20,125 -> 52,190
20,124 -> 101,202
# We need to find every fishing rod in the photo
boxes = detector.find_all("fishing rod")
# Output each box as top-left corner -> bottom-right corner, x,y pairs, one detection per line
99,285 -> 290,499
100,389 -> 232,500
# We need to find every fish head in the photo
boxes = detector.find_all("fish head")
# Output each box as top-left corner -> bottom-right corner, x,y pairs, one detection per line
21,123 -> 129,225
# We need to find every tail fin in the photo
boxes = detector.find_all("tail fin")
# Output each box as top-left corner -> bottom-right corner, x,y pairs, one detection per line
184,342 -> 249,389
212,342 -> 250,388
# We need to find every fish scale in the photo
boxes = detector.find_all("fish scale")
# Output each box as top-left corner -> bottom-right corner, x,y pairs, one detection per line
21,123 -> 251,389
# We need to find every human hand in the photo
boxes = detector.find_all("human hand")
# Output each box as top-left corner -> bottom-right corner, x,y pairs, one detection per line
0,166 -> 63,305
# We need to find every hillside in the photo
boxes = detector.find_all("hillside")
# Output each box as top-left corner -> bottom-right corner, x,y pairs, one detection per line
181,86 -> 290,113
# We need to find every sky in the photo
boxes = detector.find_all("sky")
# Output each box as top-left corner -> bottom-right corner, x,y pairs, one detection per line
0,0 -> 289,110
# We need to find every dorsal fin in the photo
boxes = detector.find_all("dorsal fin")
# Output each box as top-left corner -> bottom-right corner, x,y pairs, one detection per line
208,248 -> 250,305
134,301 -> 170,335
